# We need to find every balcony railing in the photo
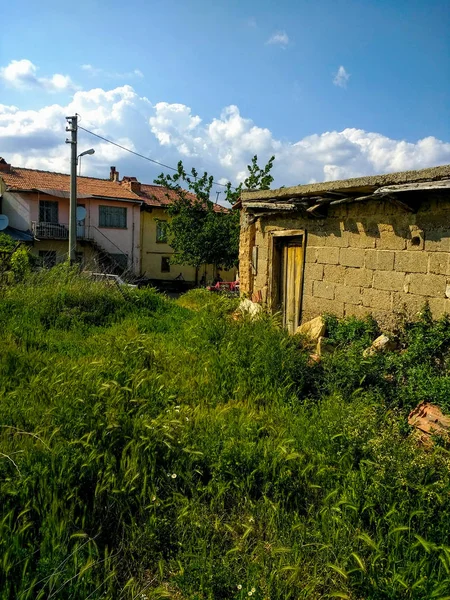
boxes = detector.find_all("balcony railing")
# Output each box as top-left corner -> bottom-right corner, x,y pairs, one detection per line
31,221 -> 91,240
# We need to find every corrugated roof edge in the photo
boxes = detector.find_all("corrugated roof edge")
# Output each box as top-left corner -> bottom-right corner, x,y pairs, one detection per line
241,164 -> 450,202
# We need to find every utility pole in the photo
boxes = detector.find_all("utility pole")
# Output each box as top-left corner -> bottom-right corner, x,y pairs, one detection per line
65,115 -> 78,263
215,191 -> 221,204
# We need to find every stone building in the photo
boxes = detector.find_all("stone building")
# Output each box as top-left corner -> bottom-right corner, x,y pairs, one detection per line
238,165 -> 450,332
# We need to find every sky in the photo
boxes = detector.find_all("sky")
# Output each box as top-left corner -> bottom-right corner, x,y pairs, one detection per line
1,0 -> 449,197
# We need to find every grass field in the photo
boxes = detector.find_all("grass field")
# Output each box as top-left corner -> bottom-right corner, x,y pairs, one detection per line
1,267 -> 450,599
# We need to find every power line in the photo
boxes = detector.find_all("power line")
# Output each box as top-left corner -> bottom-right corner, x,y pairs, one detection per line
78,125 -> 232,189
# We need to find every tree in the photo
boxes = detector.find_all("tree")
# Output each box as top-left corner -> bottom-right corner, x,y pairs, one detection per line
154,155 -> 275,279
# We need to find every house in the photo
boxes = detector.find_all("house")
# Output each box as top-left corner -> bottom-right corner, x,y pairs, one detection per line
137,179 -> 236,284
0,158 -> 237,283
0,158 -> 142,274
238,164 -> 450,332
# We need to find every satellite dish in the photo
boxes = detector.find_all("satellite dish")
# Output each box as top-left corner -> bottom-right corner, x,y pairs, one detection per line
76,206 -> 87,221
0,214 -> 9,231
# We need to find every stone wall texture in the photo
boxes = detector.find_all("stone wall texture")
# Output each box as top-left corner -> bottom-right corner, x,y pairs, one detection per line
239,195 -> 450,328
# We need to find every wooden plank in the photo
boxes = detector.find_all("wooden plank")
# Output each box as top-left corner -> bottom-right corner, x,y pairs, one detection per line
271,229 -> 305,238
375,179 -> 450,194
243,202 -> 297,211
329,193 -> 377,206
293,244 -> 302,331
287,245 -> 297,334
306,204 -> 328,217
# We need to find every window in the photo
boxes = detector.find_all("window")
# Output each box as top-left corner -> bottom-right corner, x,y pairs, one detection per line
156,220 -> 168,243
99,206 -> 127,229
39,250 -> 57,268
39,200 -> 58,223
161,257 -> 170,273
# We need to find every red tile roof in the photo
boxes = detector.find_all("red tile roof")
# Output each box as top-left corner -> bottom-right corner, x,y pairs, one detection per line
138,183 -> 189,207
138,184 -> 228,212
1,166 -> 140,201
1,164 -> 229,212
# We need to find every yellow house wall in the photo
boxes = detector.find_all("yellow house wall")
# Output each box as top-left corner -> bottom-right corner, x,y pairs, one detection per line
141,208 -> 237,282
240,194 -> 450,328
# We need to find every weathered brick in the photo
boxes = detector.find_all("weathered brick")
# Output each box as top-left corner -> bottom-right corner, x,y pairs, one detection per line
373,270 -> 405,292
313,280 -> 335,300
304,263 -> 324,282
407,273 -> 447,297
428,298 -> 448,319
429,252 -> 450,276
365,249 -> 395,271
345,268 -> 374,288
424,230 -> 450,252
376,230 -> 407,250
345,231 -> 376,249
305,246 -> 317,263
316,246 -> 340,265
334,284 -> 361,304
306,232 -> 327,247
362,288 -> 392,312
344,303 -> 372,319
302,294 -> 344,318
392,292 -> 425,317
323,264 -> 346,283
394,251 -> 428,273
303,279 -> 313,296
406,228 -> 425,251
340,247 -> 365,268
324,233 -> 349,248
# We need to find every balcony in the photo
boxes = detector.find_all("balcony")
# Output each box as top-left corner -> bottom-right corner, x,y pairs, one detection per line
31,222 -> 90,240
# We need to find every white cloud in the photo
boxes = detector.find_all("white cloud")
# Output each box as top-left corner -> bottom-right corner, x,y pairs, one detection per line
266,31 -> 290,48
81,64 -> 144,79
0,59 -> 77,92
0,79 -> 449,196
333,65 -> 350,88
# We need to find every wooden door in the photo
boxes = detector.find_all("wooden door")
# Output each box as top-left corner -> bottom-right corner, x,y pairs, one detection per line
280,237 -> 304,334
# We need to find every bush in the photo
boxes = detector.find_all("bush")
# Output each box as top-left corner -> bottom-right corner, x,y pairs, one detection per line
1,276 -> 450,599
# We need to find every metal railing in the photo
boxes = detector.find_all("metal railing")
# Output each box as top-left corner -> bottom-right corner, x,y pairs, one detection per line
31,221 -> 94,240
32,221 -> 69,239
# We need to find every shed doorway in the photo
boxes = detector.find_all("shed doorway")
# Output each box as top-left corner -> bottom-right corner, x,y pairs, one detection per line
270,230 -> 306,334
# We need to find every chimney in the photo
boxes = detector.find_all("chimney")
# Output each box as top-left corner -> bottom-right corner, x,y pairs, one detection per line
121,176 -> 141,194
0,157 -> 11,173
110,166 -> 119,182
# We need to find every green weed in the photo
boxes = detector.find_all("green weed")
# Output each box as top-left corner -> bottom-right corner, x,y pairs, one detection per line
0,276 -> 449,598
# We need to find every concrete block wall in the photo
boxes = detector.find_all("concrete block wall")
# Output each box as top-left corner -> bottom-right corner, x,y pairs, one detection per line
241,196 -> 450,328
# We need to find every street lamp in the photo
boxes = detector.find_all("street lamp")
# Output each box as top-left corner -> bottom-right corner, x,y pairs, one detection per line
77,148 -> 95,175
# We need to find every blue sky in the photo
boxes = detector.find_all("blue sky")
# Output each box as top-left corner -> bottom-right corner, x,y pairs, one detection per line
1,0 -> 449,188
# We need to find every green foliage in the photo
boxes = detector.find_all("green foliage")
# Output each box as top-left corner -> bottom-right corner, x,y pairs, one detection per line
224,154 -> 275,206
9,246 -> 30,281
1,277 -> 450,599
0,232 -> 16,252
154,155 -> 274,270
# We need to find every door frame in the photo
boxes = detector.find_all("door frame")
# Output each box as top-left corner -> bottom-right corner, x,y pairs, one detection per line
267,229 -> 307,328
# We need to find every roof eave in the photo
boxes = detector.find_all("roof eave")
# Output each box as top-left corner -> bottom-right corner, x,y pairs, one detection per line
241,164 -> 450,203
6,187 -> 142,204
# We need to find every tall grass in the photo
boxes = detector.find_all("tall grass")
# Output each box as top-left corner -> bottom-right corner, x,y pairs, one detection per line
1,271 -> 450,599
